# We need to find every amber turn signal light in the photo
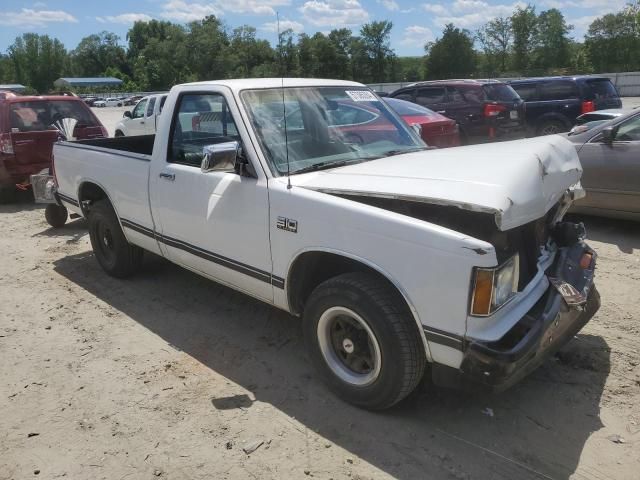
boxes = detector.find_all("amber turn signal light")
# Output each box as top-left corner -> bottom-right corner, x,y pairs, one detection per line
471,269 -> 494,316
580,252 -> 593,270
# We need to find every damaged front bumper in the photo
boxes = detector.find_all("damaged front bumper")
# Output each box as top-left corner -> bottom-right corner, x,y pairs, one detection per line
433,240 -> 600,392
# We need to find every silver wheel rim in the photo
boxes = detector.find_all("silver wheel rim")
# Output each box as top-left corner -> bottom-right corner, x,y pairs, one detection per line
541,124 -> 560,135
317,306 -> 382,386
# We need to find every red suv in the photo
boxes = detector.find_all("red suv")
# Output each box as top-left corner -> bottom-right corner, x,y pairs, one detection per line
388,79 -> 525,143
0,92 -> 107,200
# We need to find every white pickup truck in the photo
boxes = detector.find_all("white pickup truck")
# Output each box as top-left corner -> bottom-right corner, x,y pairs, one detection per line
51,78 -> 600,409
115,94 -> 168,137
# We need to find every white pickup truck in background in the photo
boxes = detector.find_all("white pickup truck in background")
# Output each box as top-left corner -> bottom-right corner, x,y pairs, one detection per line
115,94 -> 168,137
50,78 -> 600,409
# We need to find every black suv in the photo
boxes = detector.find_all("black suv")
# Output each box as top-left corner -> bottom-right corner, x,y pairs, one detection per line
507,76 -> 622,136
388,80 -> 525,143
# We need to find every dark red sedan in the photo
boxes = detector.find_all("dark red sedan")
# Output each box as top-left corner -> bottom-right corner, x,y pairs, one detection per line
384,97 -> 460,148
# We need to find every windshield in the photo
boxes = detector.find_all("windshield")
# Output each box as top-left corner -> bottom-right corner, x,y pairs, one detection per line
483,83 -> 520,102
241,87 -> 426,176
10,100 -> 100,132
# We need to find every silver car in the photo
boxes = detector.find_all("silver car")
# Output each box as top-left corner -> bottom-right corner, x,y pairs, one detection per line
567,109 -> 640,221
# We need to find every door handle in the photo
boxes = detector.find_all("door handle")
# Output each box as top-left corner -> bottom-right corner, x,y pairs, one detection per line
437,110 -> 446,114
159,172 -> 175,181
140,121 -> 145,124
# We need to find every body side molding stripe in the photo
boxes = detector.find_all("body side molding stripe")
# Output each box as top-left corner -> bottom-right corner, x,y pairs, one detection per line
120,217 -> 285,289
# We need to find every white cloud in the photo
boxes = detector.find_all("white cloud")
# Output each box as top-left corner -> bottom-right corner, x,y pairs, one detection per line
160,1 -> 222,22
378,0 -> 399,11
300,0 -> 369,27
261,19 -> 305,33
96,13 -> 153,24
421,4 -> 448,15
0,8 -> 77,27
422,1 -> 526,29
159,0 -> 290,21
225,0 -> 290,16
400,25 -> 435,46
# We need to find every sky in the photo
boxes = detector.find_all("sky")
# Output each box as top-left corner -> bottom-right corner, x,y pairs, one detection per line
0,0 -> 632,56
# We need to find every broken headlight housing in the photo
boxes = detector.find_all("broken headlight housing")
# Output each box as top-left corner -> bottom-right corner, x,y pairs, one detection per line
470,254 -> 519,316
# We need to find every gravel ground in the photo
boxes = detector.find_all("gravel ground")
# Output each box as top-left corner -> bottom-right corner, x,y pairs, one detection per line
1,200 -> 639,480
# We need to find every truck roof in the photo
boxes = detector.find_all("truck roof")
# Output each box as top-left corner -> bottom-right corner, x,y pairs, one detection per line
178,78 -> 366,93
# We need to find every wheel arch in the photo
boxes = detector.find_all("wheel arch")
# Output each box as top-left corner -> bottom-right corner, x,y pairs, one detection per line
536,112 -> 572,131
76,180 -> 120,219
286,248 -> 432,361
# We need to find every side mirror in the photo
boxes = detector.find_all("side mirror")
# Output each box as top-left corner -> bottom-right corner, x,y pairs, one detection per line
201,141 -> 239,173
123,111 -> 132,118
601,125 -> 617,145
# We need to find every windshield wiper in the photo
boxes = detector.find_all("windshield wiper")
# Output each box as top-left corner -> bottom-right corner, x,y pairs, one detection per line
293,159 -> 361,175
383,147 -> 426,157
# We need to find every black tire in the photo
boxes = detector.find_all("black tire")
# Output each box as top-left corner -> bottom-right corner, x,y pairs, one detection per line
0,187 -> 16,204
303,272 -> 426,410
45,204 -> 68,228
537,119 -> 567,136
114,130 -> 125,137
88,199 -> 143,278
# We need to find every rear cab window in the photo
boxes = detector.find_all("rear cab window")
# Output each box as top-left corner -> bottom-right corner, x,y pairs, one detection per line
10,100 -> 99,133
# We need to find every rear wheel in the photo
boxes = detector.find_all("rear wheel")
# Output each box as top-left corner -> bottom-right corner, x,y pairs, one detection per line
303,272 -> 426,410
114,130 -> 125,137
88,200 -> 143,278
44,204 -> 68,228
537,119 -> 566,136
0,187 -> 17,204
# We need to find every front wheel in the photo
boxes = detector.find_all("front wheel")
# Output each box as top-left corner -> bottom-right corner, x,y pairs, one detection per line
45,204 -> 68,228
303,272 -> 426,410
88,200 -> 143,278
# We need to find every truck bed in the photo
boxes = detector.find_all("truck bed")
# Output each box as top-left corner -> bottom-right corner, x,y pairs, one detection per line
73,134 -> 155,156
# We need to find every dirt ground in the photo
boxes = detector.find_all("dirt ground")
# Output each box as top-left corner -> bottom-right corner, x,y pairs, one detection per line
1,197 -> 639,480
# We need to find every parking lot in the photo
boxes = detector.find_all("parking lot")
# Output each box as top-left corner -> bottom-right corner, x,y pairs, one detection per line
1,103 -> 639,480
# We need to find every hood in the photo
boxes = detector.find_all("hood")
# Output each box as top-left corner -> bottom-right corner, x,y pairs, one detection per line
291,135 -> 582,231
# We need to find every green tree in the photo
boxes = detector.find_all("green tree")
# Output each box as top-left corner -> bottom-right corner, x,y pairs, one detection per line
533,9 -> 573,70
70,32 -> 128,77
8,33 -> 68,92
276,29 -> 298,76
229,25 -> 275,77
476,17 -> 512,74
425,24 -> 476,79
511,4 -> 537,73
328,29 -> 353,79
360,21 -> 394,83
186,15 -> 229,81
585,3 -> 640,72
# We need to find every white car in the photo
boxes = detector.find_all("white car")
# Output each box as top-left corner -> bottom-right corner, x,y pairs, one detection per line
115,94 -> 168,136
51,78 -> 600,409
103,97 -> 123,107
93,99 -> 106,108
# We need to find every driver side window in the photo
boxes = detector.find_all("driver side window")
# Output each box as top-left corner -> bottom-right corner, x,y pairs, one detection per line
168,93 -> 240,167
615,115 -> 640,142
132,100 -> 147,119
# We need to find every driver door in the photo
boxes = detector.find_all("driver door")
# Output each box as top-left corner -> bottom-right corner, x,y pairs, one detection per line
149,89 -> 273,301
578,113 -> 640,214
128,99 -> 148,136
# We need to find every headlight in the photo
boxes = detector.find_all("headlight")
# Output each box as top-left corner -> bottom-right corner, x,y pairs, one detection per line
470,254 -> 519,316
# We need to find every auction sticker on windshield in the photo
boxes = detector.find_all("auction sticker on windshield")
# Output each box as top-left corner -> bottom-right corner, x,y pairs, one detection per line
346,90 -> 378,102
